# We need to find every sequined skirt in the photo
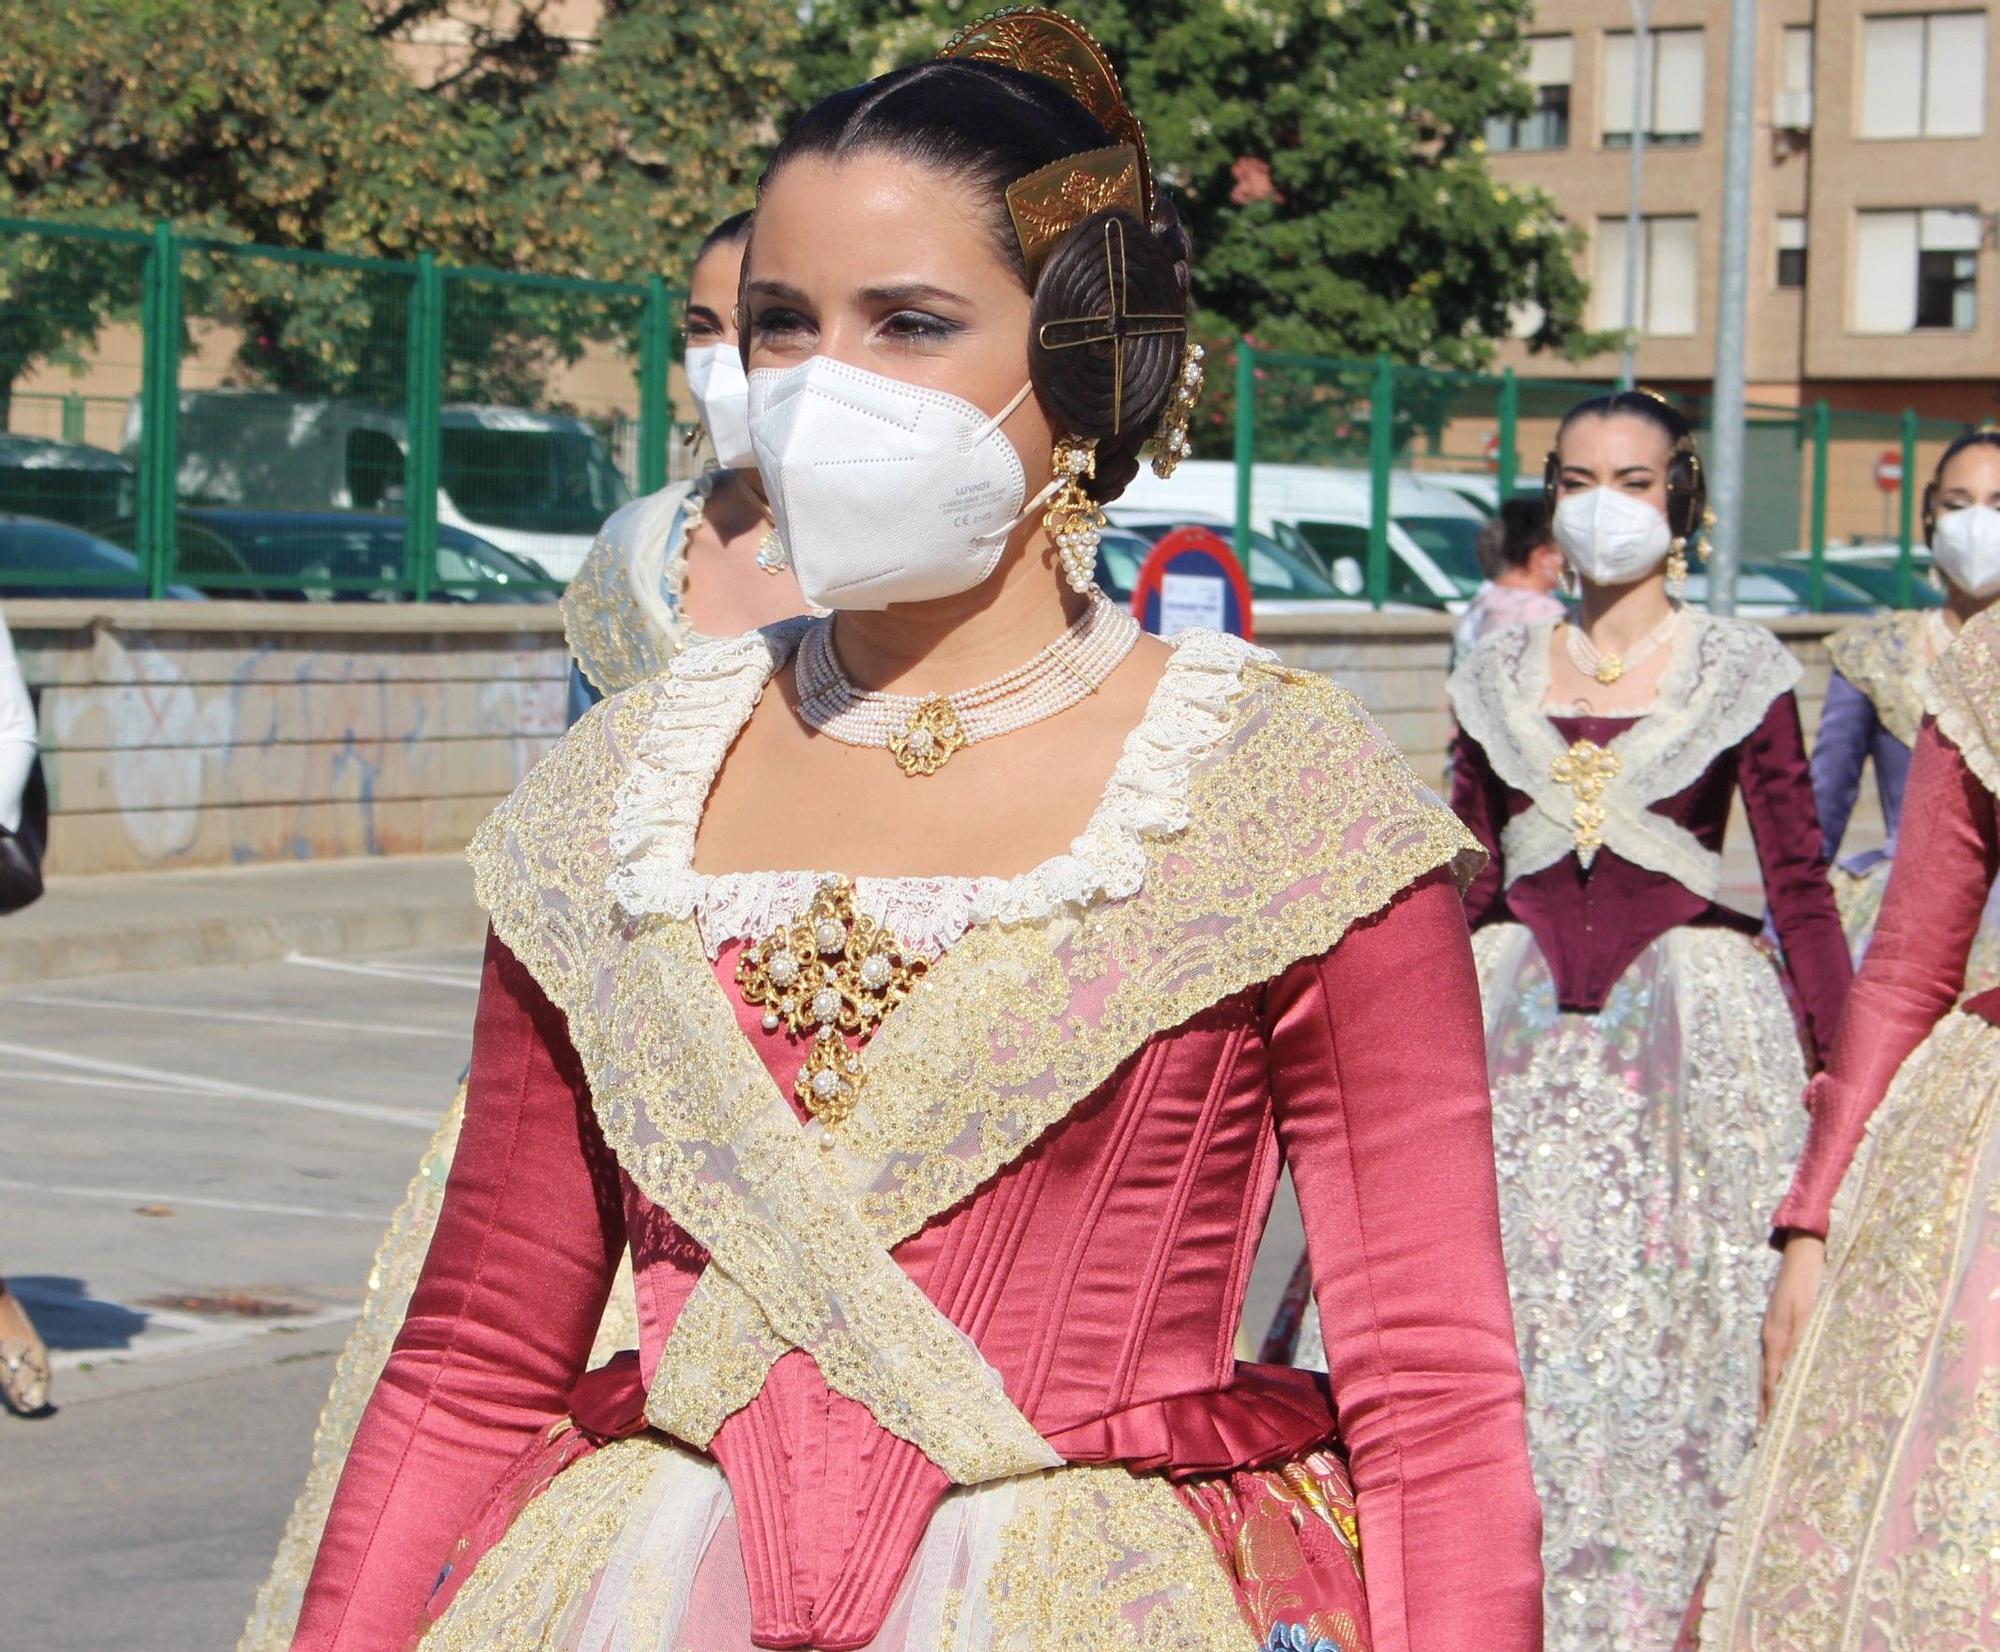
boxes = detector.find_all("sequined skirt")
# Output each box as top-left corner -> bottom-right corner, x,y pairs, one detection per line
1474,922 -> 1805,1652
1698,1010 -> 2000,1652
408,1429 -> 1369,1652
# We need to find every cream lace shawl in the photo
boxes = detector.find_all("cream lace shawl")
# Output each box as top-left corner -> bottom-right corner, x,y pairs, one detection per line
1448,613 -> 1802,898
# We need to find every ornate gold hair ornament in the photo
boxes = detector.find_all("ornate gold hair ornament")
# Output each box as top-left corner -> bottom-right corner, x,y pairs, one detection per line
939,7 -> 1155,282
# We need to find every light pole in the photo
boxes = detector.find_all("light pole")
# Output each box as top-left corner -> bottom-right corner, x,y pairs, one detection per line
1618,0 -> 1651,390
1707,0 -> 1758,616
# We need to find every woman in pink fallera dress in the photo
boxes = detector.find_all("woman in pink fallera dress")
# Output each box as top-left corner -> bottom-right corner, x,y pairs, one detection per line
286,11 -> 1542,1651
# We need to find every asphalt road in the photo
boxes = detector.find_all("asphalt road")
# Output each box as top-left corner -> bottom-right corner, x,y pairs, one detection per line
0,942 -> 1306,1651
0,945 -> 481,1652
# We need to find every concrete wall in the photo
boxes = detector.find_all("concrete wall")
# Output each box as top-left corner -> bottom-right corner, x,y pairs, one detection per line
6,601 -> 1855,878
9,602 -> 568,875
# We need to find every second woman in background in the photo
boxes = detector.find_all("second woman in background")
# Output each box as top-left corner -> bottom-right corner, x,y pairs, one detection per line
1811,429 -> 2000,984
564,210 -> 807,721
1448,391 -> 1851,1650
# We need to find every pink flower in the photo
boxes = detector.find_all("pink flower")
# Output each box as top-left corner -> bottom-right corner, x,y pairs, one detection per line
1230,155 -> 1279,205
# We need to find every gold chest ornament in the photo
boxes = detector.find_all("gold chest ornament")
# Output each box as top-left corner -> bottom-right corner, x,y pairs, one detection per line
1550,739 -> 1621,867
735,878 -> 926,1124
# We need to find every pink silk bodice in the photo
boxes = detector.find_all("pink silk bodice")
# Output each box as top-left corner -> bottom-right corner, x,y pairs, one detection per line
1774,720 -> 2000,1238
292,871 -> 1542,1652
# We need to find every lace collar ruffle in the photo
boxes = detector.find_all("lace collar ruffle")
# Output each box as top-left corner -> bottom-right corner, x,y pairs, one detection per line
604,620 -> 1271,954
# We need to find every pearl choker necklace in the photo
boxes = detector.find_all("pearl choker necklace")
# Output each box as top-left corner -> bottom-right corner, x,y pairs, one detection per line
794,595 -> 1141,777
1565,605 -> 1682,686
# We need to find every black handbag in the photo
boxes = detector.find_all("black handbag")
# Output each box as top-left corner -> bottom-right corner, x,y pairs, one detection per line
0,757 -> 47,916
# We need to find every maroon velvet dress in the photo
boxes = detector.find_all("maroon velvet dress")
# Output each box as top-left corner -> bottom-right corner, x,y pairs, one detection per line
1430,614 -> 1845,1651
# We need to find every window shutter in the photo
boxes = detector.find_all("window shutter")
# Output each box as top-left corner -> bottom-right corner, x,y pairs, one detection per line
1854,210 -> 1920,331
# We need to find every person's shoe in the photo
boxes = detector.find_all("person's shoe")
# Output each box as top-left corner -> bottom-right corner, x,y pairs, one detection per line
0,1288 -> 51,1415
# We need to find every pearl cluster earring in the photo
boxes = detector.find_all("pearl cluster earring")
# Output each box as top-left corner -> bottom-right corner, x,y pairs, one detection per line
1043,436 -> 1106,595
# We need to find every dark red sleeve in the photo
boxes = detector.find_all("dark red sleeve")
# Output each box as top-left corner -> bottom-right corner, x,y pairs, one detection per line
1448,726 -> 1511,928
291,930 -> 626,1651
1267,870 -> 1543,1652
1738,689 -> 1853,1066
1773,722 -> 2000,1237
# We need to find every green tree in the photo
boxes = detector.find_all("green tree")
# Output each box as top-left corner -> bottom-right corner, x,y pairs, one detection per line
791,0 -> 1607,452
0,0 -> 794,409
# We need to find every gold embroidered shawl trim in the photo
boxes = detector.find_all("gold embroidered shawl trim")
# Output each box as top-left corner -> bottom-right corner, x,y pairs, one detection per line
1826,611 -> 1928,750
559,479 -> 702,696
1923,606 -> 2000,803
468,657 -> 1478,1482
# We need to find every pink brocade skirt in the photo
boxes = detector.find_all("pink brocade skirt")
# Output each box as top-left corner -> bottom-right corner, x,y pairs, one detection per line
414,1419 -> 1370,1652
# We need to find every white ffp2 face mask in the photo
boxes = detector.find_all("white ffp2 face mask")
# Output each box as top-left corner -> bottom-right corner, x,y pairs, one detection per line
684,343 -> 756,470
1552,487 -> 1674,587
1932,504 -> 2000,600
747,355 -> 1040,611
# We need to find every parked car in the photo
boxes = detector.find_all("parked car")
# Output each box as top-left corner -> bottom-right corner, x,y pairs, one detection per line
1116,460 -> 1491,610
0,514 -> 204,599
1101,510 -> 1385,618
0,434 -> 135,529
94,509 -> 558,603
1781,542 -> 1942,609
1682,560 -> 1877,616
1416,472 -> 1545,519
125,392 -> 630,581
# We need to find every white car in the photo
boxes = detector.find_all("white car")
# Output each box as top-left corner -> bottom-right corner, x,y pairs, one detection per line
1116,460 -> 1490,611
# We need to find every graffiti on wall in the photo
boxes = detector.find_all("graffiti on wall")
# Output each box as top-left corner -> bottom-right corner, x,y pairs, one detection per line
40,625 -> 568,873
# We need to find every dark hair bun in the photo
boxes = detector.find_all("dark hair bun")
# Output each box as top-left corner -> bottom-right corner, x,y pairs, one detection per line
1029,201 -> 1192,503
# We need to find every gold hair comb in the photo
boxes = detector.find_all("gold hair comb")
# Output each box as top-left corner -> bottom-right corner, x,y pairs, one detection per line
940,8 -> 1155,279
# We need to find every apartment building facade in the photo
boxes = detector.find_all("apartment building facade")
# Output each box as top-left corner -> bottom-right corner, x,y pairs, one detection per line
1485,1 -> 1998,540
1488,4 -> 1998,403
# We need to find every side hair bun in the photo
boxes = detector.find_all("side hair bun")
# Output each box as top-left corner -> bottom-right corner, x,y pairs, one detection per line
1029,203 -> 1192,503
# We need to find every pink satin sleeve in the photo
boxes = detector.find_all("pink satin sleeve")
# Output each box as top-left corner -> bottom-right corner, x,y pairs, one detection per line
1266,870 -> 1544,1652
290,931 -> 626,1651
1772,721 -> 2000,1239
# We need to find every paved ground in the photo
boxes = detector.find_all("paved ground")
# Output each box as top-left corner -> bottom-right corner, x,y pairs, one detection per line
0,941 -> 1306,1652
0,944 -> 481,1652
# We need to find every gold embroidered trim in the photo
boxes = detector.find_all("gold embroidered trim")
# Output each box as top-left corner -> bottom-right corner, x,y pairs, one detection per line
559,482 -> 699,696
467,663 -> 1479,1483
1700,1012 -> 2000,1650
986,1465 -> 1256,1649
1826,610 -> 1928,750
1923,606 -> 2000,803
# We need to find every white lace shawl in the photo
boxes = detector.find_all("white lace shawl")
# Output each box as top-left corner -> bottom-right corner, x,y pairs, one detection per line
1448,613 -> 1802,897
604,620 -> 1273,957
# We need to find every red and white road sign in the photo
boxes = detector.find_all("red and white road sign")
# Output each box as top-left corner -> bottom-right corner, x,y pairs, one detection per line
1874,448 -> 1903,493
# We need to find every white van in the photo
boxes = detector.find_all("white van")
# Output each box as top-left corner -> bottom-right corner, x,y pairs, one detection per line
1115,459 -> 1490,610
124,391 -> 632,580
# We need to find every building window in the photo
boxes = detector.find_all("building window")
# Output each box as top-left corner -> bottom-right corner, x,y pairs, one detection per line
1602,28 -> 1705,147
1777,216 -> 1808,288
1853,208 -> 1981,331
1776,25 -> 1814,128
1860,13 -> 1987,139
1594,215 -> 1700,336
1487,36 -> 1573,151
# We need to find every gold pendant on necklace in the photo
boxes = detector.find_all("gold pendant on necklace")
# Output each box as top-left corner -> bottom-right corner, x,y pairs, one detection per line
888,695 -> 967,778
736,878 -> 926,1124
1592,656 -> 1625,685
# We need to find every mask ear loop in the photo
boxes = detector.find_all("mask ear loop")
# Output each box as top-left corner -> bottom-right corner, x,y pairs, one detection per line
966,379 -> 1054,551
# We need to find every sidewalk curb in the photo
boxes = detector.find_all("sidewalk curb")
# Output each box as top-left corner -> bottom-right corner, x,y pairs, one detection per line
1,855 -> 484,985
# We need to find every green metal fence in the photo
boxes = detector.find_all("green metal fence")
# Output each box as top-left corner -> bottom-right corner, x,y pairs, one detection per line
1225,343 -> 1980,612
0,216 -> 688,601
